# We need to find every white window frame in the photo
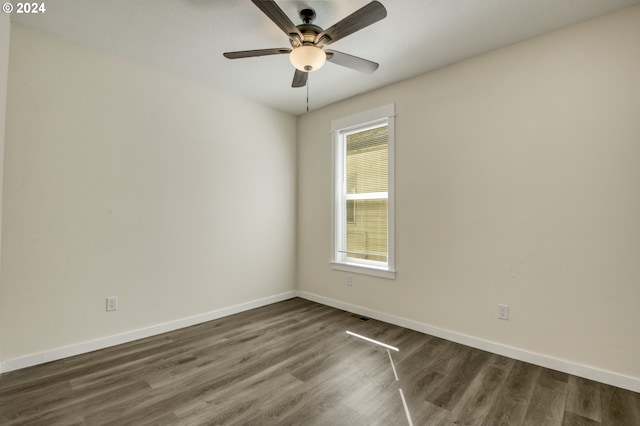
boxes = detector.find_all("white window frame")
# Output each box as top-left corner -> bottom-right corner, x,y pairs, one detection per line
331,103 -> 395,279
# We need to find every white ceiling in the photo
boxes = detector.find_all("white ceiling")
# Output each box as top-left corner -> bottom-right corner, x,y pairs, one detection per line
11,0 -> 640,115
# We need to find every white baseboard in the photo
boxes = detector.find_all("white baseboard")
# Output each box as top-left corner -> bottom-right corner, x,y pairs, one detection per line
296,290 -> 640,393
3,290 -> 638,393
0,291 -> 296,374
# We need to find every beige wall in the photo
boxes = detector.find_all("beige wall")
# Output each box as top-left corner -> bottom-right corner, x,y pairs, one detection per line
0,25 -> 297,361
298,6 -> 640,380
0,14 -> 10,363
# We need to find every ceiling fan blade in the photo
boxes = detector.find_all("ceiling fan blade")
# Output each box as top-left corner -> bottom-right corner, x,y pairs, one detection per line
223,48 -> 291,59
325,50 -> 379,73
292,69 -> 307,88
251,0 -> 302,45
315,1 -> 387,46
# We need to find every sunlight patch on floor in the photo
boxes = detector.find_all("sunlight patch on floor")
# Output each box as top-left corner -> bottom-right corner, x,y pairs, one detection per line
346,330 -> 413,425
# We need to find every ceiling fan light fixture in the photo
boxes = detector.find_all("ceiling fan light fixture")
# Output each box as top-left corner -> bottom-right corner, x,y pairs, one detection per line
290,45 -> 326,72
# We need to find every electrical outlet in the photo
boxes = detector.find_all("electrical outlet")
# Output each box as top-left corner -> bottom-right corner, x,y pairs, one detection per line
498,304 -> 509,320
346,275 -> 353,286
106,296 -> 118,312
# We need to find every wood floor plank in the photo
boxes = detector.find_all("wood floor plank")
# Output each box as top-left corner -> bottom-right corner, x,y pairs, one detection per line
522,368 -> 569,426
447,354 -> 514,425
397,336 -> 454,401
2,379 -> 151,426
342,350 -> 399,414
22,414 -> 86,426
410,399 -> 452,426
1,297 -> 638,425
0,381 -> 74,425
236,376 -> 309,425
173,366 -> 304,424
481,360 -> 541,426
424,343 -> 493,410
50,380 -> 153,425
562,411 -> 601,426
600,382 -> 640,426
566,375 -> 602,422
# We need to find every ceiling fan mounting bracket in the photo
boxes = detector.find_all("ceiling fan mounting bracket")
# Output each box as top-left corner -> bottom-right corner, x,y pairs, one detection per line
299,8 -> 316,24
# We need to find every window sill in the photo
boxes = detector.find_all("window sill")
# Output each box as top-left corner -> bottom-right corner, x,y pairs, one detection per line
330,262 -> 396,280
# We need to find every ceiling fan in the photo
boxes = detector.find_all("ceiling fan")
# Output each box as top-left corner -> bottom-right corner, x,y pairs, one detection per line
223,0 -> 387,88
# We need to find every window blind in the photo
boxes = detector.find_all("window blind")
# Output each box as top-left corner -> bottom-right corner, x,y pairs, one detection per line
344,125 -> 388,262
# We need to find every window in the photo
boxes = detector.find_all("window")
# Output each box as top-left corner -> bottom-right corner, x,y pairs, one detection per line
331,104 -> 395,279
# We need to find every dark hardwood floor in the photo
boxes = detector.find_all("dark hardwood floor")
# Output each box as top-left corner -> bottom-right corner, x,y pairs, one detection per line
1,298 -> 638,425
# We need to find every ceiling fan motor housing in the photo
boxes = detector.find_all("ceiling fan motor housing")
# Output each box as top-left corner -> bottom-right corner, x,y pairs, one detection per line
292,24 -> 323,46
289,9 -> 326,72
